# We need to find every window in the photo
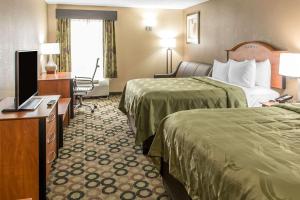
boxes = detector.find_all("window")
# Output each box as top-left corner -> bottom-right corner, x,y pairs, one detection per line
71,19 -> 103,79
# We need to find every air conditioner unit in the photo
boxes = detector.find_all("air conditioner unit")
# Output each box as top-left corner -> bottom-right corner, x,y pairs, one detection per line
87,78 -> 109,97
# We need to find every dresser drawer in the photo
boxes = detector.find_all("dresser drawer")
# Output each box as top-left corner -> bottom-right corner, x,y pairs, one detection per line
46,136 -> 57,179
45,105 -> 57,180
46,127 -> 56,147
46,106 -> 56,134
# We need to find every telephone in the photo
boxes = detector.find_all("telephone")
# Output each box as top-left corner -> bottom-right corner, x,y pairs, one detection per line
275,94 -> 293,103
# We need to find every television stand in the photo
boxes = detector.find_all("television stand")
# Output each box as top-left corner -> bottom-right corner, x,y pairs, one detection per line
20,97 -> 44,110
0,95 -> 60,200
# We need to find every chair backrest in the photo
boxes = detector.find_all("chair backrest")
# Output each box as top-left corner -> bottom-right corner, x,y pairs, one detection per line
91,58 -> 100,81
175,61 -> 212,77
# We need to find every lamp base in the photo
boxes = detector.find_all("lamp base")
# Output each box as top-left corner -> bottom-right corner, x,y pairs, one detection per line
45,65 -> 57,74
166,48 -> 173,74
45,54 -> 57,74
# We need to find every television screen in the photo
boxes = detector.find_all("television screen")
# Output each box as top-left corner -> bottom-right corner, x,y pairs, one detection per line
16,50 -> 38,108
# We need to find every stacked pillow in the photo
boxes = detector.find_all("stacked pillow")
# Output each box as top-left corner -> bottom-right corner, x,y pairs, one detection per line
228,59 -> 256,88
255,59 -> 271,88
212,60 -> 230,82
212,59 -> 271,88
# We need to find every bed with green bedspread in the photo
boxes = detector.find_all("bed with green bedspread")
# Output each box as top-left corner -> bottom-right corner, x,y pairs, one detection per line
149,104 -> 300,200
119,77 -> 247,145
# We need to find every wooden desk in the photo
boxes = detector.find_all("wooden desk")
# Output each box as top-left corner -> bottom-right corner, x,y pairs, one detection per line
0,95 -> 60,200
38,72 -> 74,118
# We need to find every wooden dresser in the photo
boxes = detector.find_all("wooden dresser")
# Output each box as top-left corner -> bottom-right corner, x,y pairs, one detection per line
0,95 -> 60,200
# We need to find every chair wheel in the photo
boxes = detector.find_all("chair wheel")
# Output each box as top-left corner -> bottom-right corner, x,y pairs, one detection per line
94,105 -> 97,109
91,110 -> 95,113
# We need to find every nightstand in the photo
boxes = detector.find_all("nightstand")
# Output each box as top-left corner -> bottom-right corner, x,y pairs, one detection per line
261,101 -> 280,107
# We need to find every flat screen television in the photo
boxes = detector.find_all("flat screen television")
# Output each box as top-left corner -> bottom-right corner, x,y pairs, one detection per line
15,50 -> 39,109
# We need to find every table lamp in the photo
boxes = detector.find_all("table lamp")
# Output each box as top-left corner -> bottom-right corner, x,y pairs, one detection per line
279,53 -> 300,100
40,43 -> 60,74
161,38 -> 176,74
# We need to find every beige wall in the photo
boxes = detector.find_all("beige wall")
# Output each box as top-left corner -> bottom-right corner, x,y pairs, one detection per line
0,0 -> 48,98
47,5 -> 184,92
183,0 -> 300,97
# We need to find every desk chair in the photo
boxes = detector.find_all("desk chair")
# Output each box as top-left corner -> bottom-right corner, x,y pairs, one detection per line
74,58 -> 100,113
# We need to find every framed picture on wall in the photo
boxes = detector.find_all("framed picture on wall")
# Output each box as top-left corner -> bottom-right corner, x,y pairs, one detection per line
186,12 -> 200,44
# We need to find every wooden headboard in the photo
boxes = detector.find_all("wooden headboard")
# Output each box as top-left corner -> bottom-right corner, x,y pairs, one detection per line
226,41 -> 286,89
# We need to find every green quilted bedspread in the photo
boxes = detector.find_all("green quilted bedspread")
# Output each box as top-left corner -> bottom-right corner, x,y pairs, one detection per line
119,77 -> 247,145
149,104 -> 300,200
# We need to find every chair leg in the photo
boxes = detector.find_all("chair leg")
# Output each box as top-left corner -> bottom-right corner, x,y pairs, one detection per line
75,95 -> 96,113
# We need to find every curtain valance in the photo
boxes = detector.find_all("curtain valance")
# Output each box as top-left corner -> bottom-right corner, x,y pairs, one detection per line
56,9 -> 117,20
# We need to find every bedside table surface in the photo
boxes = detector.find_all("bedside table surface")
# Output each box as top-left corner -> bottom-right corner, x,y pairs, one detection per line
261,101 -> 280,107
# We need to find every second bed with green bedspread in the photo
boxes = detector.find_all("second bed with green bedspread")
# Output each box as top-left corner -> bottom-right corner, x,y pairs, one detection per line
149,104 -> 300,200
119,77 -> 247,145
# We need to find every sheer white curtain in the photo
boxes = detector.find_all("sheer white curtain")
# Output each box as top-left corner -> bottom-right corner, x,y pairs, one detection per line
71,19 -> 103,79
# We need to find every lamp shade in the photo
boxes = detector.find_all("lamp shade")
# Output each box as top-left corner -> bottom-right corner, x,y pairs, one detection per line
40,43 -> 60,55
279,53 -> 300,77
161,38 -> 176,49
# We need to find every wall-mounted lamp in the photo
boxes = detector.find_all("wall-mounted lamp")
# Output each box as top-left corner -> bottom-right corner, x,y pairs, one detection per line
143,13 -> 156,31
144,19 -> 155,31
161,38 -> 176,73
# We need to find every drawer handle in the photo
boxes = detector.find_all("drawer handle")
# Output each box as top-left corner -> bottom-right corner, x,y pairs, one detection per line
47,151 -> 56,164
47,133 -> 56,144
47,113 -> 55,123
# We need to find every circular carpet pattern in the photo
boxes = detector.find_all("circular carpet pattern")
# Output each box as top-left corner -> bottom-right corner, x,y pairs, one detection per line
47,95 -> 169,200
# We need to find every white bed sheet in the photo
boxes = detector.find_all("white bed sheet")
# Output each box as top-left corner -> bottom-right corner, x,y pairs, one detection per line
241,86 -> 279,107
208,77 -> 279,107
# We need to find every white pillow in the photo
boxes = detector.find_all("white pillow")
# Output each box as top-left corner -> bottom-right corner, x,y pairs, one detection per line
256,59 -> 271,88
228,59 -> 256,88
229,59 -> 247,64
212,60 -> 230,82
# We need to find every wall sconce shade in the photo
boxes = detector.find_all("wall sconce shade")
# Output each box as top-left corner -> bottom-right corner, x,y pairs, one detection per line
279,53 -> 300,77
40,43 -> 60,55
161,38 -> 176,49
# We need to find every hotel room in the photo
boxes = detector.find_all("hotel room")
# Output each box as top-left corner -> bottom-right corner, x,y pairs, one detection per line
0,0 -> 300,200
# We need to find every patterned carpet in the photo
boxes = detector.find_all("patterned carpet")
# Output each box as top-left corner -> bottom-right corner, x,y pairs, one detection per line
47,95 -> 169,200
